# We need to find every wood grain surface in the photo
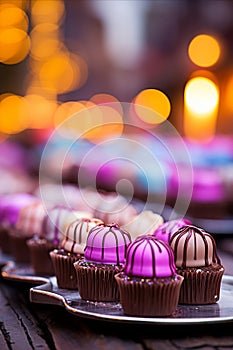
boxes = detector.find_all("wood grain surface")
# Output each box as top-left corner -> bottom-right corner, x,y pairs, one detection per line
1,241 -> 233,350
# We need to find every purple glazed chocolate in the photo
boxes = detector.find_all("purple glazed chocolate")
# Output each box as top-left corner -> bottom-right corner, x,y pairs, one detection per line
115,235 -> 184,316
124,235 -> 177,278
0,193 -> 38,228
84,223 -> 131,264
74,223 -> 132,301
154,218 -> 192,244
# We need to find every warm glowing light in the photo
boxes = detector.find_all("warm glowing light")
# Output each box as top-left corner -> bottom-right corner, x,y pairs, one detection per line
0,94 -> 29,134
31,0 -> 65,25
0,6 -> 28,31
84,105 -> 124,143
134,89 -> 171,125
0,27 -> 30,64
188,34 -> 221,67
224,73 -> 233,114
25,94 -> 58,129
54,103 -> 123,143
90,93 -> 123,115
30,23 -> 62,61
39,53 -> 87,94
184,76 -> 219,140
54,101 -> 87,128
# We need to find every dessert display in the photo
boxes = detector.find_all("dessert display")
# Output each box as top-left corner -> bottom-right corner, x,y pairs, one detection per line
115,235 -> 184,316
154,218 -> 192,244
0,193 -> 39,255
10,201 -> 47,263
169,225 -> 225,304
93,192 -> 138,226
122,210 -> 164,240
50,217 -> 103,289
74,223 -> 131,301
26,205 -> 84,275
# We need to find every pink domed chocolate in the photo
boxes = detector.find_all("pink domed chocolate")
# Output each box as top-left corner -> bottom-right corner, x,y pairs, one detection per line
154,218 -> 192,244
169,225 -> 221,268
84,223 -> 131,264
124,235 -> 177,278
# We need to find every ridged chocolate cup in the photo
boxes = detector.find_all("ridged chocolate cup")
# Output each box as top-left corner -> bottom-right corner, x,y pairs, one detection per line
177,265 -> 225,305
8,229 -> 32,263
115,274 -> 184,317
27,238 -> 55,276
74,261 -> 121,302
50,250 -> 80,289
0,227 -> 11,254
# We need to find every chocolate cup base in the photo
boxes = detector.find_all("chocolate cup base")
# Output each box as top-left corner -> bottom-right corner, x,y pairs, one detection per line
115,274 -> 184,317
50,251 -> 80,290
74,262 -> 121,302
9,230 -> 32,263
0,228 -> 11,254
177,266 -> 225,305
27,239 -> 55,276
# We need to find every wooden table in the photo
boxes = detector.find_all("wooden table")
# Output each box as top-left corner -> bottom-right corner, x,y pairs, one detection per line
1,237 -> 233,350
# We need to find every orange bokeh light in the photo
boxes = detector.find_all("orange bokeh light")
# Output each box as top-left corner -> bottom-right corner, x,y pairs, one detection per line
188,34 -> 221,68
31,0 -> 65,25
134,89 -> 171,125
0,5 -> 28,31
25,94 -> 58,129
0,94 -> 29,134
0,27 -> 30,64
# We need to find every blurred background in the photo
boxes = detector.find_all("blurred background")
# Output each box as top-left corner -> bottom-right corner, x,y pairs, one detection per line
1,0 -> 233,224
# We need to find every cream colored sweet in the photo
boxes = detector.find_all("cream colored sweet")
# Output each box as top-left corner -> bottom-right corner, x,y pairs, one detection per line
16,201 -> 47,237
61,217 -> 103,254
122,210 -> 164,240
59,209 -> 93,235
169,225 -> 221,268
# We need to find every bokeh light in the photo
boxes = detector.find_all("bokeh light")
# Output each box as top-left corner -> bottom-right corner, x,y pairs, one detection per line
0,94 -> 29,134
224,73 -> 233,114
25,94 -> 58,129
188,34 -> 221,67
0,5 -> 28,31
31,0 -> 65,25
54,101 -> 88,129
90,93 -> 123,115
133,89 -> 171,125
39,52 -> 87,94
185,77 -> 219,114
30,23 -> 62,61
84,104 -> 124,143
184,76 -> 219,140
0,27 -> 30,64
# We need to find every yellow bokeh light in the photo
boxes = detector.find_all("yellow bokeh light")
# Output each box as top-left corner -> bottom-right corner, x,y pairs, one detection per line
224,73 -> 233,114
0,27 -> 30,64
54,101 -> 87,128
0,1 -> 27,10
31,0 -> 65,25
184,77 -> 219,114
0,6 -> 28,31
39,53 -> 86,94
184,76 -> 219,140
90,93 -> 123,115
30,23 -> 62,61
84,105 -> 123,143
25,94 -> 58,129
0,94 -> 29,134
188,34 -> 221,67
134,89 -> 171,125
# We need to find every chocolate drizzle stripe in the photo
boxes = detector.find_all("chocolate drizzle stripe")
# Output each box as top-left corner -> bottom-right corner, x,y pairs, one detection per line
127,239 -> 143,275
170,225 -> 220,268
